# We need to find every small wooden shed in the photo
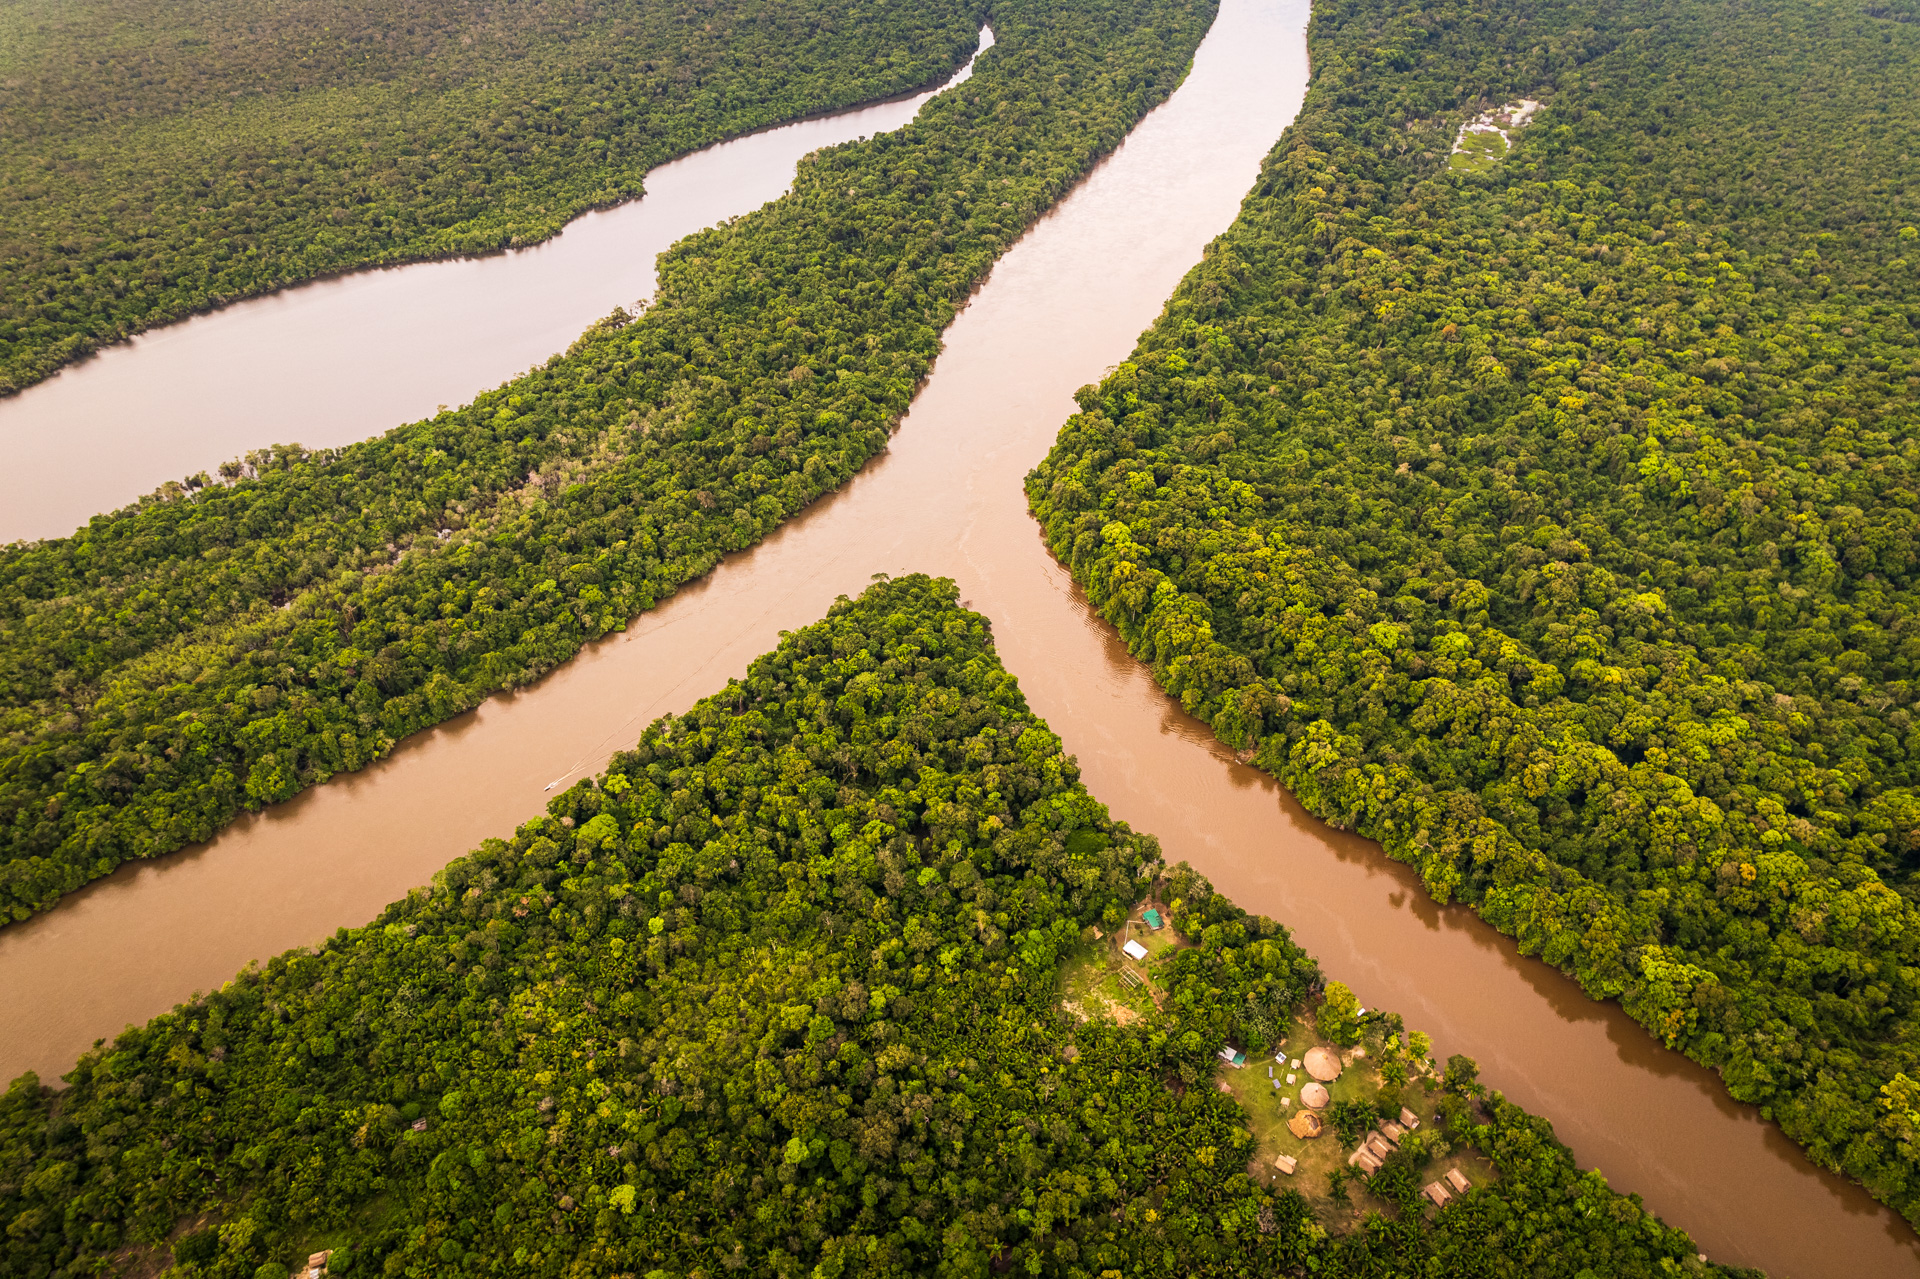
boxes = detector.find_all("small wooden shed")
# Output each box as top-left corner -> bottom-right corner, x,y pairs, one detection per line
1399,1106 -> 1420,1130
1446,1168 -> 1471,1194
1273,1154 -> 1298,1175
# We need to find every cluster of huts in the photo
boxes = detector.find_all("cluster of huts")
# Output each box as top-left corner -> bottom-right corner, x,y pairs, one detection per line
1249,1043 -> 1471,1206
1262,1047 -> 1356,1163
1119,907 -> 1166,960
1344,1112 -> 1417,1174
1266,1045 -> 1344,1127
1423,1167 -> 1473,1206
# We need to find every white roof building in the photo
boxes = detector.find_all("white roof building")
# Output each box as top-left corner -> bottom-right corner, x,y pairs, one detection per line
1121,939 -> 1149,961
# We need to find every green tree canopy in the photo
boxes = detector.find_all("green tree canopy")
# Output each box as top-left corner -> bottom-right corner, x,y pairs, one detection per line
0,0 -> 1216,922
0,0 -> 988,392
1029,0 -> 1920,1228
0,577 -> 1739,1279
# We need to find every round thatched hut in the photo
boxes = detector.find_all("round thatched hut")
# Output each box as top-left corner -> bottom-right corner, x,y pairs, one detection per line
1287,1110 -> 1324,1140
1303,1046 -> 1342,1081
1299,1081 -> 1331,1109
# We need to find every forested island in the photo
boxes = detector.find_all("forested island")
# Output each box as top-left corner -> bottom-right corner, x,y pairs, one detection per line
1028,0 -> 1920,1230
0,0 -> 1215,923
0,577 -> 1748,1279
0,0 -> 988,394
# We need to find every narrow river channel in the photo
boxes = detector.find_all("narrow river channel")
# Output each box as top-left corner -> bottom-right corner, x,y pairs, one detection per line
0,31 -> 990,545
1,2 -> 1914,1274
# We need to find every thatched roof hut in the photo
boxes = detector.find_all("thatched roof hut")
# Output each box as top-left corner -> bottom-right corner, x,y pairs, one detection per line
1422,1181 -> 1452,1207
1446,1168 -> 1470,1194
1273,1154 -> 1298,1175
1287,1111 -> 1324,1139
1303,1046 -> 1342,1081
1299,1082 -> 1331,1109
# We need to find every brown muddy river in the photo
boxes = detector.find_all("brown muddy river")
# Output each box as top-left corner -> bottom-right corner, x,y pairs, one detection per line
1,2 -> 1914,1274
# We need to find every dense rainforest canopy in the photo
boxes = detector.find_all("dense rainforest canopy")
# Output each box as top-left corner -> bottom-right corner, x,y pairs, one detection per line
1028,0 -> 1920,1231
0,0 -> 1217,923
0,577 -> 1745,1279
0,0 -> 990,393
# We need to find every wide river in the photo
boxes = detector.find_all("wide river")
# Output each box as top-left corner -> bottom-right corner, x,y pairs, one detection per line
2,3 -> 1914,1274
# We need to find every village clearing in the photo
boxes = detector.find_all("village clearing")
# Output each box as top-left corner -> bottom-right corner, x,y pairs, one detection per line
1219,1028 -> 1497,1233
1061,895 -> 1500,1232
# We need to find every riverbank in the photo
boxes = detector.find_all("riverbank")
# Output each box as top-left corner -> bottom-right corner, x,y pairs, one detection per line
1025,0 -> 1920,1242
0,0 -> 1913,1271
0,577 -> 1742,1279
0,32 -> 994,545
0,0 -> 1217,926
0,0 -> 990,397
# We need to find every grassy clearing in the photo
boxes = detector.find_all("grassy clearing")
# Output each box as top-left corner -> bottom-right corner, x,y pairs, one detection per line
1447,98 -> 1544,175
1058,944 -> 1154,1027
1219,1022 -> 1498,1230
1059,898 -> 1503,1233
1059,900 -> 1188,1026
1448,127 -> 1510,173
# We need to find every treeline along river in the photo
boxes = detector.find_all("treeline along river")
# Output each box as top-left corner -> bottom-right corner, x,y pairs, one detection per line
0,0 -> 1210,922
0,33 -> 991,546
0,1 -> 1915,1274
